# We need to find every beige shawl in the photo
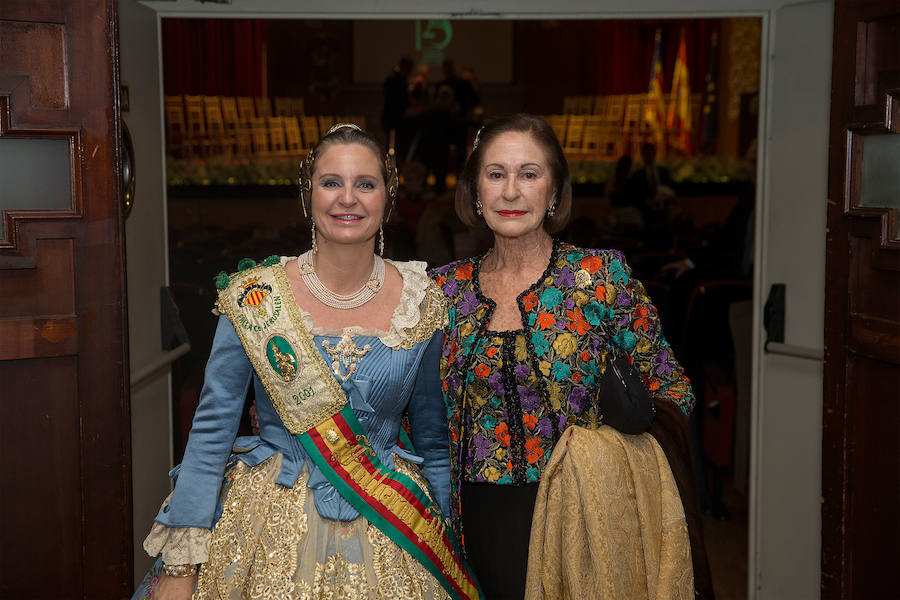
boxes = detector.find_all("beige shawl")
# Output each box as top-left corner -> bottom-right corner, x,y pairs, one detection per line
525,426 -> 694,600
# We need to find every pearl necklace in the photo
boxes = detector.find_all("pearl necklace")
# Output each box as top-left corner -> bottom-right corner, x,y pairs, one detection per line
298,250 -> 385,309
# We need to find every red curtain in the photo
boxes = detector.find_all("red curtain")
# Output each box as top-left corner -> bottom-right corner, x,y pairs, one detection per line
516,19 -> 719,114
162,19 -> 265,97
161,18 -> 716,102
594,19 -> 716,95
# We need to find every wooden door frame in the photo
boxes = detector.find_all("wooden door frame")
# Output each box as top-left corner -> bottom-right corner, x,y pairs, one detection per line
0,0 -> 131,596
128,2 -> 832,598
822,1 -> 900,596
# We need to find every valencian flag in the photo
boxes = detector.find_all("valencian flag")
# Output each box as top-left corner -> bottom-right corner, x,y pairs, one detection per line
700,31 -> 719,154
644,28 -> 667,152
666,28 -> 692,155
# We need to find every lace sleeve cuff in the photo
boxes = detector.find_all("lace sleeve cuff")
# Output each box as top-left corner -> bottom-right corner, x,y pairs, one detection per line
143,521 -> 211,565
142,490 -> 212,564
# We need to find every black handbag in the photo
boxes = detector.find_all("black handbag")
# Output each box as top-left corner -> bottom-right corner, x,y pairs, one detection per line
597,354 -> 656,434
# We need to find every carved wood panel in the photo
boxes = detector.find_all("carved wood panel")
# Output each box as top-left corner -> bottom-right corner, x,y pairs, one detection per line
0,1 -> 131,597
0,357 -> 82,596
823,3 -> 900,599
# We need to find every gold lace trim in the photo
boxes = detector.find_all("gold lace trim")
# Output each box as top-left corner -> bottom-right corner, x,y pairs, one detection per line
195,454 -> 310,599
194,454 -> 453,600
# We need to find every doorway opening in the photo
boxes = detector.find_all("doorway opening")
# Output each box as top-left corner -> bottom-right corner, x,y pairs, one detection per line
155,16 -> 763,600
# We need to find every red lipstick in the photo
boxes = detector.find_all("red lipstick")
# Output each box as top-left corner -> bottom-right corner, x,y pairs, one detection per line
497,210 -> 527,217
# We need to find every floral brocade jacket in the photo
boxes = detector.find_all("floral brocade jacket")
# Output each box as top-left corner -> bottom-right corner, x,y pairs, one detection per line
430,240 -> 694,491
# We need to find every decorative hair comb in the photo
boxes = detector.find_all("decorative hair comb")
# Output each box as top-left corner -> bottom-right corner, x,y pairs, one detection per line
325,122 -> 363,136
472,125 -> 485,150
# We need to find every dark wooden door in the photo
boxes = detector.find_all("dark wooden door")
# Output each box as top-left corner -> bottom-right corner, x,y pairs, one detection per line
823,1 -> 900,597
0,1 -> 132,597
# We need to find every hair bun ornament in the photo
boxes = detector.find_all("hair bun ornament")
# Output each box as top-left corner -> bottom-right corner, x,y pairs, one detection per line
472,125 -> 485,150
325,122 -> 363,136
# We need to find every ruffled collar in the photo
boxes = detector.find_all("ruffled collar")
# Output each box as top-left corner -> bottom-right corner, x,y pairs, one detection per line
278,256 -> 431,349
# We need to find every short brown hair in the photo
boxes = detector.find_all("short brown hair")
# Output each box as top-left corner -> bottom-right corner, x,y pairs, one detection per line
455,114 -> 572,234
298,125 -> 398,221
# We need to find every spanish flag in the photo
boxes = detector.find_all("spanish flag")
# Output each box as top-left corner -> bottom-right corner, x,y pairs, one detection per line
644,28 -> 667,152
667,29 -> 692,155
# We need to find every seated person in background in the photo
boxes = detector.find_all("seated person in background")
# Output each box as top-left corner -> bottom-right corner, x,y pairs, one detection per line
627,142 -> 675,234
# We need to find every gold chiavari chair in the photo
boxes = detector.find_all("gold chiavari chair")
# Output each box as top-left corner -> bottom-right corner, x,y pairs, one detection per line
163,95 -> 186,155
300,116 -> 320,149
203,96 -> 233,156
581,115 -> 605,155
605,95 -> 627,128
624,94 -> 647,156
562,96 -> 578,115
237,96 -> 256,124
267,116 -> 287,155
283,116 -> 303,155
221,97 -> 241,132
290,97 -> 305,117
624,94 -> 646,132
604,95 -> 627,158
545,115 -> 568,146
183,95 -> 206,157
249,117 -> 270,155
575,96 -> 594,115
317,115 -> 335,135
273,97 -> 293,117
564,115 -> 586,153
593,95 -> 609,116
234,130 -> 253,158
255,97 -> 272,119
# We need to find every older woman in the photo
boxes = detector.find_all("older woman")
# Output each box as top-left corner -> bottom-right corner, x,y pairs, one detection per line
430,114 -> 694,598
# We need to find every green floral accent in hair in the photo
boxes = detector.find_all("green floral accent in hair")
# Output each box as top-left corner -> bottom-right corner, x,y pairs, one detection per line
214,271 -> 231,291
237,258 -> 257,271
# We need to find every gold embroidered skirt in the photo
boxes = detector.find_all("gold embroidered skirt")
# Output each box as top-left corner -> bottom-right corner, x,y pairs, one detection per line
195,454 -> 451,600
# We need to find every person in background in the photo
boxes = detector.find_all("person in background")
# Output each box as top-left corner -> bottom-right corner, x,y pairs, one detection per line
627,142 -> 675,240
381,57 -> 413,158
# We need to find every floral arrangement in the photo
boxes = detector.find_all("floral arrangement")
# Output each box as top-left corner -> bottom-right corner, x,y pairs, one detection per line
166,155 -> 752,187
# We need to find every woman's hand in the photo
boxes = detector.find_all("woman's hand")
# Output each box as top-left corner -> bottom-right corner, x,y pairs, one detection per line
150,574 -> 197,600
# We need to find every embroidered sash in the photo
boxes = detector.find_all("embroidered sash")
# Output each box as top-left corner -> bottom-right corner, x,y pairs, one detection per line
218,262 -> 482,600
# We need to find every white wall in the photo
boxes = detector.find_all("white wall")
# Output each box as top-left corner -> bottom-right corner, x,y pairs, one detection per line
119,0 -> 173,586
125,1 -> 834,597
752,2 -> 831,597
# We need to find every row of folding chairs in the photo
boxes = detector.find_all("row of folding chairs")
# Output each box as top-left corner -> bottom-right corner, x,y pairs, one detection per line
188,115 -> 366,160
562,93 -> 701,116
164,94 -> 365,158
546,93 -> 703,157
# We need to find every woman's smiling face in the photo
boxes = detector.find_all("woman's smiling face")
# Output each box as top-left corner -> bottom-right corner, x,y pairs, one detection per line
310,142 -> 386,247
477,131 -> 555,239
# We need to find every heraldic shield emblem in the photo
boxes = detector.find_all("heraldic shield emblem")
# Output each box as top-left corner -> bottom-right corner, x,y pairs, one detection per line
238,279 -> 273,317
265,334 -> 299,382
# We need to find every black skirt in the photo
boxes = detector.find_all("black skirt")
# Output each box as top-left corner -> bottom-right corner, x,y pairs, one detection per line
461,481 -> 540,600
